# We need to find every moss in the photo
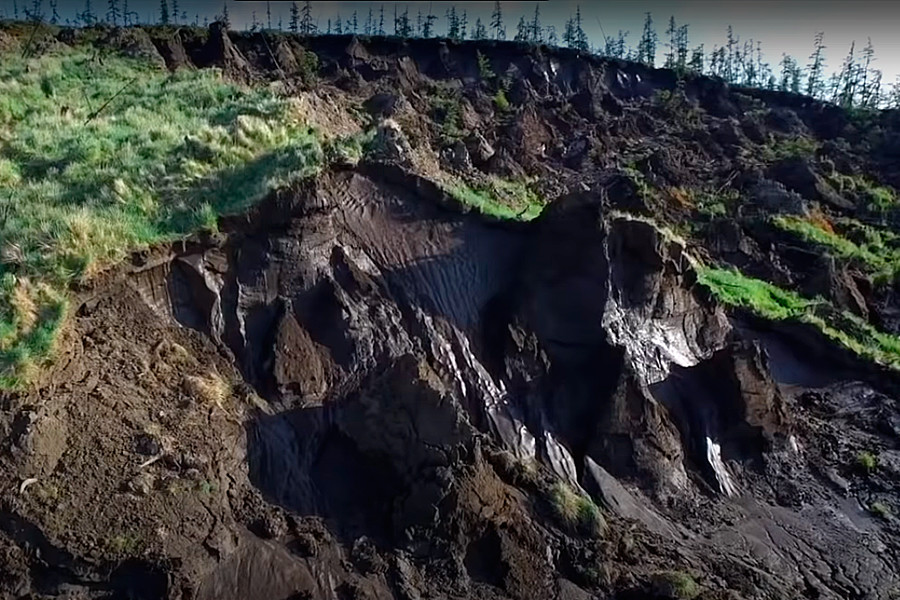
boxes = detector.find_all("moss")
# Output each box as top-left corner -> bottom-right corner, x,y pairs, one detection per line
870,501 -> 891,519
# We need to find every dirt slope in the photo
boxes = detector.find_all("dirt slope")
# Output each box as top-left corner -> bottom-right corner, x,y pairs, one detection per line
2,22 -> 900,600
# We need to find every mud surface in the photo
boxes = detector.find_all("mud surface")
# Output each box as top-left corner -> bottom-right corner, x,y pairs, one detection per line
1,21 -> 900,600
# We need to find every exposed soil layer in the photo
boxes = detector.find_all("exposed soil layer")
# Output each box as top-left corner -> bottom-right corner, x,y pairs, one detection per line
1,22 -> 900,600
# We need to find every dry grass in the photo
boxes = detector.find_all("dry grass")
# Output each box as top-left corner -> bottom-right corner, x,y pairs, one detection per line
184,371 -> 232,409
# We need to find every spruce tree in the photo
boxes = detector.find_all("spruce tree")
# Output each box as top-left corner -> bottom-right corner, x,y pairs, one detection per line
514,15 -> 527,42
530,4 -> 542,43
157,0 -> 167,25
637,12 -> 657,66
676,25 -> 689,72
49,0 -> 59,23
546,24 -> 557,47
351,10 -> 357,33
490,0 -> 504,40
573,6 -> 588,51
170,0 -> 176,23
806,31 -> 826,99
446,6 -> 459,39
473,17 -> 486,40
334,13 -> 342,35
364,8 -> 373,35
724,26 -> 737,82
289,2 -> 298,33
664,16 -> 677,68
689,44 -> 704,74
378,5 -> 384,36
106,0 -> 119,24
836,41 -> 857,107
266,0 -> 271,30
250,11 -> 258,31
221,1 -> 229,28
422,11 -> 435,38
459,10 -> 467,40
300,0 -> 314,35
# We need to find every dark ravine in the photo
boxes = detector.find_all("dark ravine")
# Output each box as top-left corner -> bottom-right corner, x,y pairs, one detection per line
2,22 -> 900,600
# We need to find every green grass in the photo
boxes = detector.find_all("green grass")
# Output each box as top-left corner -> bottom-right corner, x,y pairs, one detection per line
856,451 -> 879,473
0,44 -> 324,387
651,571 -> 700,600
548,482 -> 606,537
828,173 -> 897,211
447,177 -> 544,221
763,135 -> 820,161
698,267 -> 900,369
772,215 -> 900,281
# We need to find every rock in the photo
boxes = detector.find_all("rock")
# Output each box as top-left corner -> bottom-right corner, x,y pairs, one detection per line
563,137 -> 591,169
365,119 -> 414,167
767,157 -> 853,209
441,140 -> 472,171
749,179 -> 808,215
364,92 -> 401,118
133,433 -> 161,456
465,133 -> 495,165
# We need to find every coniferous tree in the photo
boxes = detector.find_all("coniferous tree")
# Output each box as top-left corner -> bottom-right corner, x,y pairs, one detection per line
416,10 -> 422,35
473,17 -> 487,40
779,54 -> 795,91
251,11 -> 259,31
266,0 -> 271,30
300,0 -> 315,35
13,0 -> 19,20
514,15 -> 528,42
378,5 -> 384,36
886,76 -> 900,109
157,0 -> 167,24
724,26 -> 738,82
221,1 -> 229,28
364,8 -> 373,35
858,38 -> 881,108
530,4 -> 542,43
689,44 -> 704,73
335,13 -> 342,34
289,2 -> 298,32
49,0 -> 59,23
422,11 -> 436,38
460,10 -> 467,39
325,18 -> 330,33
563,18 -> 574,48
490,0 -> 504,40
106,0 -> 118,24
835,41 -> 857,107
664,16 -> 677,68
709,45 -> 725,78
546,24 -> 557,47
170,0 -> 177,23
806,31 -> 826,99
573,5 -> 588,51
350,10 -> 357,33
394,8 -> 411,37
24,0 -> 42,20
637,12 -> 657,66
676,25 -> 689,72
446,6 -> 459,39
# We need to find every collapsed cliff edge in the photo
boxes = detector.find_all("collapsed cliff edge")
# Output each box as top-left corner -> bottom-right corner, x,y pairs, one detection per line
1,21 -> 900,600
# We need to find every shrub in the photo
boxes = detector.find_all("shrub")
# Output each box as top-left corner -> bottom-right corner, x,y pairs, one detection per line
476,50 -> 494,81
493,88 -> 510,112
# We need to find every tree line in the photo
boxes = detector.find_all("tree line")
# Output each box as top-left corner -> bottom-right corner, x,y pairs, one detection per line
6,0 -> 899,109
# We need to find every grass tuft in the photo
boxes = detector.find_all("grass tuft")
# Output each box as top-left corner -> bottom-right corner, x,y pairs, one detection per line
549,482 -> 606,537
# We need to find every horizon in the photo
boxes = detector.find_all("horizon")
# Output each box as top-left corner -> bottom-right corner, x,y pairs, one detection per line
2,1 -> 898,95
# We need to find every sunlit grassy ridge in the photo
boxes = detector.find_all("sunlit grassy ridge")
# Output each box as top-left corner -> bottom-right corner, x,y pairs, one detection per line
698,267 -> 900,369
773,215 -> 900,282
0,44 -> 323,387
447,176 -> 544,221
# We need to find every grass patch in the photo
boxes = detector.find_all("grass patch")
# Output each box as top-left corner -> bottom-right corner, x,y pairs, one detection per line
870,501 -> 891,519
697,267 -> 900,369
650,571 -> 701,599
548,482 -> 606,537
763,135 -> 820,161
446,177 -> 544,221
856,451 -> 879,473
772,215 -> 900,281
828,173 -> 897,211
0,44 -> 324,387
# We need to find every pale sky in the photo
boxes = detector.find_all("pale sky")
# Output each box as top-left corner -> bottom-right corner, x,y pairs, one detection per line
6,1 -> 899,85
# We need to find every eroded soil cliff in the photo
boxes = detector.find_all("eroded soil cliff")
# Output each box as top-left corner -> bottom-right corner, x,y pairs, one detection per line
1,22 -> 900,600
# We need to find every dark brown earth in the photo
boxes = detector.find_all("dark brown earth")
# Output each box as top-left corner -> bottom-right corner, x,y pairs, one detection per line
2,21 -> 900,600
